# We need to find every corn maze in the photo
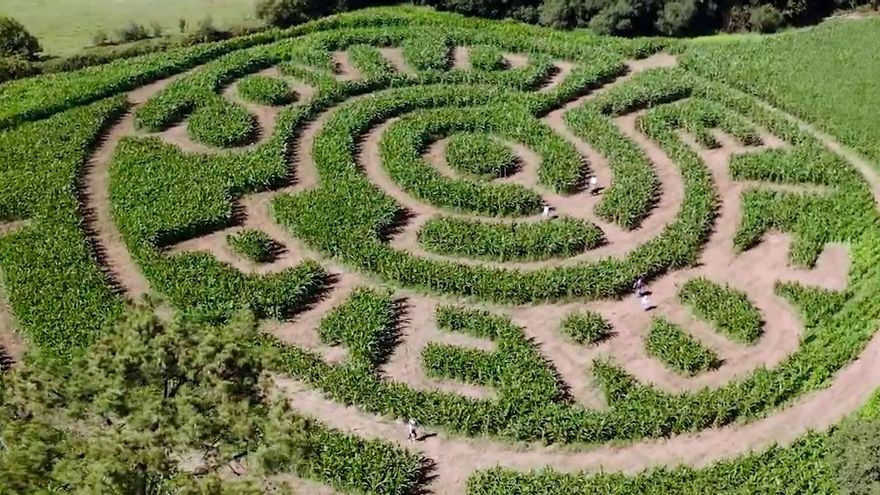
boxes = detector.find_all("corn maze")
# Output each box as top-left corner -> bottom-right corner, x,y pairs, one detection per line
2,6 -> 880,494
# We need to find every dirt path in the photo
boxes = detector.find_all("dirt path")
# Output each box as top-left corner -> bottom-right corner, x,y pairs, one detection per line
381,295 -> 498,399
80,77 -> 179,300
539,62 -> 575,93
451,46 -> 471,71
379,48 -> 417,75
332,51 -> 363,81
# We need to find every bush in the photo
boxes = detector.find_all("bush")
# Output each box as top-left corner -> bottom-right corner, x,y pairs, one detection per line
237,74 -> 295,105
655,0 -> 699,36
115,22 -> 151,43
0,56 -> 37,83
828,417 -> 880,495
227,229 -> 276,263
679,278 -> 763,344
0,16 -> 41,59
560,310 -> 612,345
256,0 -> 326,27
445,133 -> 517,178
749,4 -> 784,33
645,318 -> 719,376
185,17 -> 228,44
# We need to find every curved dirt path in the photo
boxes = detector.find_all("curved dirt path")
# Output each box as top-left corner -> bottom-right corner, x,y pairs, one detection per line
378,48 -> 417,75
80,77 -> 180,299
147,67 -> 310,155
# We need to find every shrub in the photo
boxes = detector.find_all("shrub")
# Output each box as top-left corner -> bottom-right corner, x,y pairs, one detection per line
91,30 -> 110,47
0,56 -> 37,83
655,0 -> 699,36
828,416 -> 880,495
418,216 -> 604,261
749,4 -> 784,33
645,318 -> 719,376
0,16 -> 41,59
445,133 -> 517,178
560,310 -> 612,345
237,74 -> 295,105
227,229 -> 276,263
115,22 -> 151,43
679,278 -> 763,344
187,99 -> 257,147
256,0 -> 325,28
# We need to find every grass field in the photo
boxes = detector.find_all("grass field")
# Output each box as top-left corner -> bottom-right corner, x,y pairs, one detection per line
0,0 -> 257,55
682,16 -> 880,166
2,5 -> 880,493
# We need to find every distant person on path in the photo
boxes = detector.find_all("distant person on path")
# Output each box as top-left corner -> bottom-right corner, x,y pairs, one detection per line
640,293 -> 652,311
542,205 -> 552,217
407,418 -> 418,442
588,176 -> 599,195
633,276 -> 646,297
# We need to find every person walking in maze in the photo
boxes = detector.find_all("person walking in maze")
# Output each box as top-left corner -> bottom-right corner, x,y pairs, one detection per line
407,418 -> 418,442
588,175 -> 599,195
633,276 -> 646,297
640,293 -> 653,311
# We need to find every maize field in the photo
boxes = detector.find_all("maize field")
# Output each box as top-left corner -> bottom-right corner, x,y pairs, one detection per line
1,5 -> 879,494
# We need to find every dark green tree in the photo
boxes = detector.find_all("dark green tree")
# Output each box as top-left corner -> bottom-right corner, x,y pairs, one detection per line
0,16 -> 41,59
0,303 -> 307,493
256,0 -> 328,27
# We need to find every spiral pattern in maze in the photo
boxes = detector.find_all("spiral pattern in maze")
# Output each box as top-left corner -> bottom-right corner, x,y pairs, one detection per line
6,19 -> 880,494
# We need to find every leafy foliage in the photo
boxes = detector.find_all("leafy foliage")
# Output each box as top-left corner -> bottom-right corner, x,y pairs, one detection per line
679,278 -> 763,344
560,310 -> 612,345
828,416 -> 880,495
645,317 -> 719,375
418,216 -> 603,261
237,74 -> 295,105
0,16 -> 41,59
445,133 -> 518,178
227,229 -> 277,263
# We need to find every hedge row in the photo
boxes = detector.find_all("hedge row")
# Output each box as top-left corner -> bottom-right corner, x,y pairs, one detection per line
0,97 -> 127,359
347,43 -> 397,80
381,106 -> 544,216
276,77 -> 714,304
678,278 -> 763,344
317,287 -> 397,370
109,133 -> 326,320
427,305 -> 564,405
469,45 -> 507,71
237,74 -> 295,106
401,35 -> 451,72
187,97 -> 257,147
303,418 -> 425,495
417,216 -> 603,262
227,229 -> 276,263
645,318 -> 719,376
565,103 -> 659,230
445,132 -> 518,179
270,68 -> 880,445
466,433 -> 834,494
